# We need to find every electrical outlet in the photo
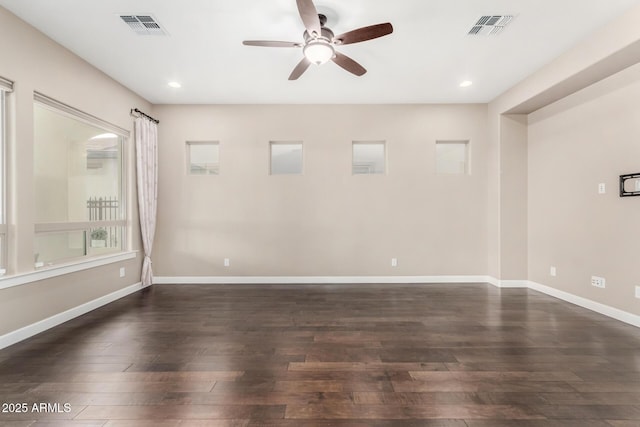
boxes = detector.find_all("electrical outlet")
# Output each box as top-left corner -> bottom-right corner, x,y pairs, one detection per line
591,276 -> 606,288
224,258 -> 230,267
635,286 -> 640,299
119,267 -> 125,278
391,258 -> 398,267
598,183 -> 606,194
550,266 -> 557,277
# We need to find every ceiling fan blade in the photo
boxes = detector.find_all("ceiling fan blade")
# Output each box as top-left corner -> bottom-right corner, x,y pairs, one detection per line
243,40 -> 302,48
333,23 -> 393,45
296,0 -> 321,35
331,52 -> 367,76
289,58 -> 311,80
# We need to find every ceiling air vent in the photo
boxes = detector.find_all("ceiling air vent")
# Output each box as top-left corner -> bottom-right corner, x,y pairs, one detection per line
468,15 -> 513,36
120,15 -> 167,36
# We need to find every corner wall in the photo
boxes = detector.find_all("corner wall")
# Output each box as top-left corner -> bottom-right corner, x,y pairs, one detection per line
487,4 -> 640,317
528,63 -> 640,315
0,7 -> 147,338
499,114 -> 528,280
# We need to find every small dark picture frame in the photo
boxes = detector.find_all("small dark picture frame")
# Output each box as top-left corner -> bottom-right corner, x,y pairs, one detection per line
619,173 -> 640,197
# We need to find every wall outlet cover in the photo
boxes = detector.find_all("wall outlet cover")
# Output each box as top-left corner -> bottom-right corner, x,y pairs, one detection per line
591,276 -> 606,288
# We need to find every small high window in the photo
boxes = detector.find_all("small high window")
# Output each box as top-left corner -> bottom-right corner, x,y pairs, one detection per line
436,140 -> 469,174
187,141 -> 219,175
270,142 -> 303,175
353,141 -> 385,175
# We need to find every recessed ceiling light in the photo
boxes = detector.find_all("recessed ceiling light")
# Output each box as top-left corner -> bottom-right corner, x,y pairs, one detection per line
459,80 -> 473,88
168,81 -> 182,88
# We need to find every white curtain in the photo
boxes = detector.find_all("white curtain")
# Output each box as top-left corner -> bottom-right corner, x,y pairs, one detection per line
135,117 -> 158,287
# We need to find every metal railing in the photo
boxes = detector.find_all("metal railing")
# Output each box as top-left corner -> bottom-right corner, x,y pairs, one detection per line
87,196 -> 120,248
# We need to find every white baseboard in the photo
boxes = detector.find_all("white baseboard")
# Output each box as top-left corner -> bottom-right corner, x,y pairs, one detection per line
492,279 -> 530,288
3,275 -> 637,350
153,275 -> 495,285
527,280 -> 640,328
490,278 -> 639,327
155,275 -> 639,328
0,282 -> 146,350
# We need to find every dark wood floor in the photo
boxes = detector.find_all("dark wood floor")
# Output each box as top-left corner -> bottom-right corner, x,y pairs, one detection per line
1,283 -> 640,426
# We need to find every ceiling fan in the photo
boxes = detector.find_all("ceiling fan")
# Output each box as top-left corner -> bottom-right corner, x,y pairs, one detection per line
242,0 -> 393,80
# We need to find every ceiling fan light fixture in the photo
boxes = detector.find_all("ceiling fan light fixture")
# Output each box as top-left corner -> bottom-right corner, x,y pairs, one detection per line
242,0 -> 393,79
303,41 -> 335,65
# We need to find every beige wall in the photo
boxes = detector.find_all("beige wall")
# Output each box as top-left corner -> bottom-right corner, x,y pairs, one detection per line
153,104 -> 489,277
499,114 -> 528,280
487,3 -> 640,282
484,3 -> 640,319
528,63 -> 640,315
0,7 -> 147,336
1,0 -> 640,340
485,106 -> 502,279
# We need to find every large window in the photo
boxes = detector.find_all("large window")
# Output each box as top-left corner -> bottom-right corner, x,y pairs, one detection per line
33,95 -> 127,267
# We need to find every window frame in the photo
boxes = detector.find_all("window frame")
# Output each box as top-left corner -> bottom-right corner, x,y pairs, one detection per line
352,141 -> 386,175
435,140 -> 470,175
0,88 -> 8,273
186,140 -> 220,175
33,92 -> 129,268
269,141 -> 303,175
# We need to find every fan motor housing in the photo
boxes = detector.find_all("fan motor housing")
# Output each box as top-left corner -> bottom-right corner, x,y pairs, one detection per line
304,27 -> 334,43
303,14 -> 334,43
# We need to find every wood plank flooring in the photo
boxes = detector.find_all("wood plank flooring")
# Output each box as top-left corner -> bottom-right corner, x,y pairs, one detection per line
0,283 -> 639,426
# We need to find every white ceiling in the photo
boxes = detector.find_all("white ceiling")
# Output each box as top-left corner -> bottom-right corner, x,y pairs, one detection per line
1,0 -> 639,104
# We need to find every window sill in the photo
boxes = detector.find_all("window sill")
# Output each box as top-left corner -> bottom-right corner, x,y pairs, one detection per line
0,251 -> 138,291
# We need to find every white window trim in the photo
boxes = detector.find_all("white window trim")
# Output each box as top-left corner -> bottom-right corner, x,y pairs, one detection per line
0,76 -> 13,92
435,139 -> 470,175
186,141 -> 220,175
270,141 -> 304,175
352,140 -> 387,175
34,221 -> 128,268
33,93 -> 130,267
0,250 -> 138,290
0,88 -> 8,271
35,221 -> 126,233
34,92 -> 129,138
0,91 -> 6,225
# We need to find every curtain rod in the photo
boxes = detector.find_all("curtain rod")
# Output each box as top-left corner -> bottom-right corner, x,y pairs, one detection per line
130,108 -> 159,124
